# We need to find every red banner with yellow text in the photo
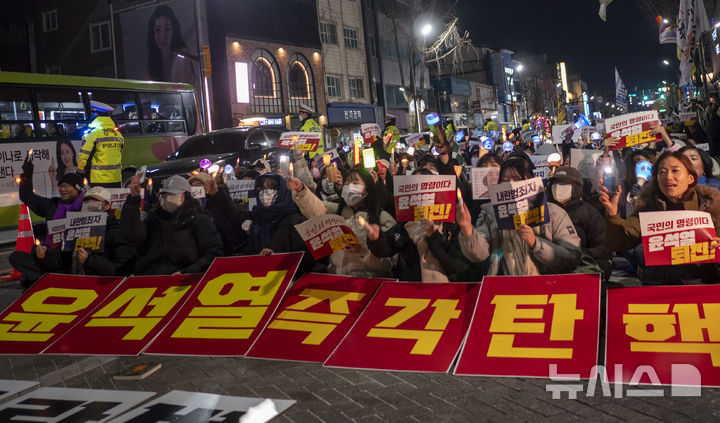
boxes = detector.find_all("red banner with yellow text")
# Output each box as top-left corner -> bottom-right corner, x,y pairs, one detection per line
246,273 -> 391,362
640,211 -> 720,267
324,282 -> 480,372
454,274 -> 601,378
44,274 -> 202,355
393,175 -> 456,223
143,253 -> 302,356
278,132 -> 321,152
605,111 -> 662,150
0,274 -> 126,354
294,215 -> 359,260
606,285 -> 720,387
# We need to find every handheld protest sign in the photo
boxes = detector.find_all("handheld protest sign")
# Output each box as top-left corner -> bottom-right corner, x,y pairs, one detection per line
278,132 -> 321,152
393,175 -> 456,222
604,111 -> 662,150
226,179 -> 256,200
639,211 -> 720,267
361,123 -> 380,144
294,215 -> 360,260
62,211 -> 107,252
470,168 -> 499,200
487,177 -> 549,230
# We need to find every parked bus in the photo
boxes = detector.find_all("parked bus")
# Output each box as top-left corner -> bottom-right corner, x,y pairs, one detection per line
0,71 -> 202,228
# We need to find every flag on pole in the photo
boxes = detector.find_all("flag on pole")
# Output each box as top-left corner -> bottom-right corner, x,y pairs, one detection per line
599,0 -> 613,22
678,0 -> 710,87
615,68 -> 628,111
656,16 -> 678,45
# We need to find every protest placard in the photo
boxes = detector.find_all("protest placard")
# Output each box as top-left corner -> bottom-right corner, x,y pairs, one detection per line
190,186 -> 205,200
696,143 -> 710,151
679,111 -> 697,126
46,218 -> 66,249
454,274 -> 601,378
404,133 -> 427,148
487,177 -> 549,230
226,179 -> 256,200
278,132 -> 321,152
393,175 -> 456,222
470,167 -> 499,200
106,188 -> 144,219
551,124 -> 580,145
361,123 -> 380,144
606,285 -> 720,387
294,214 -> 359,260
530,154 -> 549,180
605,111 -> 662,150
639,210 -> 720,267
62,211 -> 107,252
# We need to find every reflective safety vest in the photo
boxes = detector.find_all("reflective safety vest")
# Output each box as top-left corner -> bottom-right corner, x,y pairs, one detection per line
78,116 -> 124,184
522,123 -> 531,131
300,117 -> 323,158
383,125 -> 400,142
484,120 -> 499,132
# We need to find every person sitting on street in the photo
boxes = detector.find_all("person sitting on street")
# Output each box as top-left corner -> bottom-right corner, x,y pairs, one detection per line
121,174 -> 223,275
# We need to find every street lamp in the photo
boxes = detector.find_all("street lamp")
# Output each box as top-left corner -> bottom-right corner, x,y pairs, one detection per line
662,80 -> 667,85
663,59 -> 670,65
516,64 -> 523,72
421,24 -> 432,36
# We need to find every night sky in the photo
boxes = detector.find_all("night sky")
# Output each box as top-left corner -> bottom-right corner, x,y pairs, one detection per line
457,0 -> 678,95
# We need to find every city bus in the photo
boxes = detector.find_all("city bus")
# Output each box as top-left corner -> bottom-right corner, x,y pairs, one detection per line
0,71 -> 203,229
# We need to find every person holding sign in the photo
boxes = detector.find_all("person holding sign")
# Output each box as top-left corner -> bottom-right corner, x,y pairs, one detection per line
455,156 -> 582,276
121,174 -> 223,275
287,169 -> 397,278
600,151 -> 720,285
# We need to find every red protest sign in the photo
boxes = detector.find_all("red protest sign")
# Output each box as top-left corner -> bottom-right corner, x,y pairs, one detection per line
44,274 -> 202,355
605,111 -> 662,150
606,285 -> 720,387
361,123 -> 380,144
454,274 -> 601,378
0,274 -> 125,354
393,175 -> 456,222
144,253 -> 302,356
324,282 -> 480,372
294,214 -> 359,260
278,132 -> 321,152
640,211 -> 720,267
679,112 -> 697,126
246,273 -> 390,362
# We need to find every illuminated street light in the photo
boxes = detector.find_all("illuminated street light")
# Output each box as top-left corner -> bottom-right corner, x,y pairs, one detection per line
556,83 -> 562,87
662,59 -> 670,65
421,24 -> 432,36
516,64 -> 523,72
605,102 -> 610,106
662,80 -> 667,85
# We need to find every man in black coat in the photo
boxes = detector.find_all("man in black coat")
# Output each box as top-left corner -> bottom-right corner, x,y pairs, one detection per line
121,174 -> 223,275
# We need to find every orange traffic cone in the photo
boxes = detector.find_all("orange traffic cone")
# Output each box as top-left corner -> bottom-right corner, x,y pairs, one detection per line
0,204 -> 33,281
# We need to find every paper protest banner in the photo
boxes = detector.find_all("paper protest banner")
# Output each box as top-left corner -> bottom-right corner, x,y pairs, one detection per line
530,154 -> 549,180
696,143 -> 710,151
488,177 -> 549,230
45,274 -> 202,356
404,133 -> 427,148
569,149 -> 603,179
325,282 -> 481,372
639,211 -> 720,267
551,124 -> 580,145
246,273 -> 390,362
0,274 -> 125,354
294,214 -> 359,260
470,167 -> 499,200
278,131 -> 321,152
454,274 -> 601,378
0,380 -> 39,404
62,211 -> 107,252
190,185 -> 205,199
606,285 -> 720,387
46,218 -> 66,249
605,111 -> 662,150
106,188 -> 144,219
679,112 -> 697,126
393,175 -> 456,222
361,123 -> 380,144
226,179 -> 256,200
144,253 -> 302,356
0,142 -> 58,208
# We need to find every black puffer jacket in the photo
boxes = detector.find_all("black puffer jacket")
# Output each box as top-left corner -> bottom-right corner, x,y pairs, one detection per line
555,197 -> 612,280
83,214 -> 137,276
121,195 -> 223,275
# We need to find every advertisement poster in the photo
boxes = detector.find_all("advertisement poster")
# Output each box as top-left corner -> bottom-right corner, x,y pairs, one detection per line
44,274 -> 202,356
361,123 -> 380,144
455,274 -> 601,378
324,282 -> 481,373
487,177 -> 549,230
278,132 -> 321,152
144,253 -> 302,356
294,215 -> 359,260
62,211 -> 107,252
639,211 -> 720,267
393,175 -> 456,222
246,273 -> 390,362
606,285 -> 720,386
470,167 -> 499,200
604,111 -> 662,150
226,179 -> 256,200
0,274 -> 125,354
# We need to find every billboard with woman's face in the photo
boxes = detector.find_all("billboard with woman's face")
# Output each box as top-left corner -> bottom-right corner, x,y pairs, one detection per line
118,0 -> 200,90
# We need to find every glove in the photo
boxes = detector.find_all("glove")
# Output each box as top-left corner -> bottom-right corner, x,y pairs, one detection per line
21,157 -> 33,178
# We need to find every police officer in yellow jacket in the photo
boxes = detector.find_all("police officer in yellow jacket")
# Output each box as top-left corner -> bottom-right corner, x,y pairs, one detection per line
78,101 -> 123,188
298,104 -> 323,158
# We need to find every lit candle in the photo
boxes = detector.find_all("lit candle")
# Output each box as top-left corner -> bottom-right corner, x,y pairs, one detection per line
357,215 -> 370,231
15,176 -> 21,184
83,178 -> 88,186
323,154 -> 331,166
288,162 -> 294,178
454,165 -> 462,178
35,239 -> 40,246
27,149 -> 33,158
147,178 -> 153,187
456,188 -> 463,202
212,171 -> 218,179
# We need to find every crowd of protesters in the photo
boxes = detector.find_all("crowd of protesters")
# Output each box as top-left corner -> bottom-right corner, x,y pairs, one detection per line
10,110 -> 720,292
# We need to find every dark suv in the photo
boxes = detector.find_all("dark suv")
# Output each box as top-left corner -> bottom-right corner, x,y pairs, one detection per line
144,126 -> 286,181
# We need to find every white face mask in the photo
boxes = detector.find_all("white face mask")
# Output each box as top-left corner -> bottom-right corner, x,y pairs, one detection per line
258,189 -> 278,207
160,193 -> 184,212
81,199 -> 105,212
552,183 -> 573,204
341,183 -> 365,207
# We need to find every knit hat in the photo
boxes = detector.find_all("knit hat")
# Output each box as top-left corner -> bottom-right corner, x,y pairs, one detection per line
58,173 -> 83,191
550,166 -> 583,186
